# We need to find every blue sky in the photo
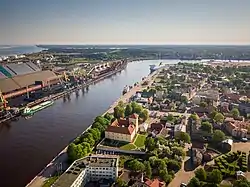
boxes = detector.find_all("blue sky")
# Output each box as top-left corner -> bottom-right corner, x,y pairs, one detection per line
1,0 -> 250,45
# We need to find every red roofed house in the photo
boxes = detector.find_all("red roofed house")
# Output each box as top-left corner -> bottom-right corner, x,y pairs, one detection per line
105,113 -> 139,142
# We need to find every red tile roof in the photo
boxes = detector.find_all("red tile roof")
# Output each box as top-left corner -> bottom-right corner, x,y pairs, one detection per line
106,118 -> 135,135
144,178 -> 164,187
106,124 -> 135,135
130,113 -> 139,119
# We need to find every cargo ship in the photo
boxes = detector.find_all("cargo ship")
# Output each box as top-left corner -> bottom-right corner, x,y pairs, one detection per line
22,100 -> 54,116
149,62 -> 165,73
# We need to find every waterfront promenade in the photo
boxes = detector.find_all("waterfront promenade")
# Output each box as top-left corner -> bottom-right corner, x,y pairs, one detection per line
26,69 -> 159,187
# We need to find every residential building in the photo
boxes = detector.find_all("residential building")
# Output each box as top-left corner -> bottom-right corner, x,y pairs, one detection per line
193,89 -> 220,106
139,123 -> 149,132
53,155 -> 119,187
105,114 -> 139,142
239,103 -> 250,114
174,120 -> 186,137
224,118 -> 249,138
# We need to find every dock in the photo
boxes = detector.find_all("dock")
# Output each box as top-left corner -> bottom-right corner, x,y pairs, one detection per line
0,65 -> 127,124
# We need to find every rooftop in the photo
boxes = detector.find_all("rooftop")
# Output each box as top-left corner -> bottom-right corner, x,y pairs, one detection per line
106,117 -> 136,135
53,155 -> 119,187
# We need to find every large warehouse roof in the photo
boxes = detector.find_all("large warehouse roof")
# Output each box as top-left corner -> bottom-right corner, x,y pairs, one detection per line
0,70 -> 60,93
0,62 -> 41,79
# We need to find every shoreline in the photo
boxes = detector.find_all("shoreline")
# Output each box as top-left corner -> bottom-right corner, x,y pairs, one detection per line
0,62 -> 127,124
25,66 -> 160,187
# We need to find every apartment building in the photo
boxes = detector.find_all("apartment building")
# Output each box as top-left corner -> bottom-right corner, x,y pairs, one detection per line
53,155 -> 119,187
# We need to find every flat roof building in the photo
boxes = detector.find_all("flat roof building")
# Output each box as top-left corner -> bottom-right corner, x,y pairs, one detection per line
52,155 -> 119,187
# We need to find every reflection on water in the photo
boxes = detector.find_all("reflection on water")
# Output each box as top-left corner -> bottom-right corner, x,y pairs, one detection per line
0,59 -> 180,187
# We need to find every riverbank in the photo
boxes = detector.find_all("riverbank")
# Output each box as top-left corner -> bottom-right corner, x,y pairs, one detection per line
26,66 -> 160,187
0,63 -> 127,125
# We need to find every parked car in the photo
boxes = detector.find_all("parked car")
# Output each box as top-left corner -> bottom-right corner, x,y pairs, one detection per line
180,183 -> 187,187
241,138 -> 248,142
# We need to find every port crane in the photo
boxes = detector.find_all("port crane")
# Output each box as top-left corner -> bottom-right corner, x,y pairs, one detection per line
0,90 -> 8,112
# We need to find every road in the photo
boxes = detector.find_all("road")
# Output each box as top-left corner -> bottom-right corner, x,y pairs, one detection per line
26,69 -> 160,187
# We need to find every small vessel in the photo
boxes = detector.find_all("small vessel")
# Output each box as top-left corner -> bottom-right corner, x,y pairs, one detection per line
22,100 -> 54,116
122,85 -> 129,95
149,62 -> 164,73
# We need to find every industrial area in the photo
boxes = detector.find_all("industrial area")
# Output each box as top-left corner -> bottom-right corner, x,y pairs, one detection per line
0,56 -> 128,122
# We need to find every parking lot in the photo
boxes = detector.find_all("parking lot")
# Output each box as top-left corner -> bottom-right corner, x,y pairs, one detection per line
232,142 -> 250,152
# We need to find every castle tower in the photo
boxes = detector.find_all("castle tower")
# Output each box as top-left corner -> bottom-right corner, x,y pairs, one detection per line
129,113 -> 139,132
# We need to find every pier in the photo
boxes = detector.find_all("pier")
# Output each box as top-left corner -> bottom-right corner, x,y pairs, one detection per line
0,62 -> 127,124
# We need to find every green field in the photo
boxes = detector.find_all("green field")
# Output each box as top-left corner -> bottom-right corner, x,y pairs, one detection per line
120,143 -> 137,150
134,134 -> 146,147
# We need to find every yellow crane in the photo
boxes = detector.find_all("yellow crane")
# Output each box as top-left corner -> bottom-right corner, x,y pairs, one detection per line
63,71 -> 70,82
0,90 -> 9,111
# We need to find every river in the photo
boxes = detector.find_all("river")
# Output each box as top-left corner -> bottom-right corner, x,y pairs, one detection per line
0,45 -> 44,57
0,59 -> 180,187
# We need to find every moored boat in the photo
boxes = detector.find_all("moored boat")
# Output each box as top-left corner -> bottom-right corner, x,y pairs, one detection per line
149,62 -> 165,73
122,85 -> 129,95
22,100 -> 54,116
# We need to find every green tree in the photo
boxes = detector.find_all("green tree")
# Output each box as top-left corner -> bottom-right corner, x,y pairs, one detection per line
92,122 -> 105,132
118,100 -> 125,108
116,178 -> 128,187
233,179 -> 250,187
155,159 -> 167,170
175,132 -> 191,143
81,142 -> 91,153
200,101 -> 208,108
144,161 -> 152,179
67,143 -> 87,162
188,177 -> 200,187
231,108 -> 240,118
139,109 -> 149,122
207,169 -> 222,184
190,113 -> 199,121
166,159 -> 181,172
67,143 -> 77,162
212,130 -> 226,143
127,159 -> 145,172
166,114 -> 174,122
195,168 -> 207,181
94,116 -> 109,126
125,104 -> 133,117
88,128 -> 101,141
213,113 -> 224,123
81,133 -> 95,146
145,137 -> 157,152
210,110 -> 218,119
201,121 -> 213,133
104,113 -> 114,121
159,169 -> 172,183
114,106 -> 125,119
172,146 -> 186,157
133,105 -> 143,114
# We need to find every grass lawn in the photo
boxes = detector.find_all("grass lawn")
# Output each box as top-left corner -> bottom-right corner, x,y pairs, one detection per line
134,134 -> 146,148
42,176 -> 59,187
120,143 -> 136,150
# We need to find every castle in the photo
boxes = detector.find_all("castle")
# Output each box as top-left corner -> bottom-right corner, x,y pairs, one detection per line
105,113 -> 139,142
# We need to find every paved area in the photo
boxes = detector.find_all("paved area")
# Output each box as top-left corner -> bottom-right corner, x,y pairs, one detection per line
232,142 -> 250,152
106,71 -> 158,114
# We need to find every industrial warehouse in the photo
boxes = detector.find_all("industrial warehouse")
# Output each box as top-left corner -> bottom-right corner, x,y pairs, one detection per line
0,60 -> 128,121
